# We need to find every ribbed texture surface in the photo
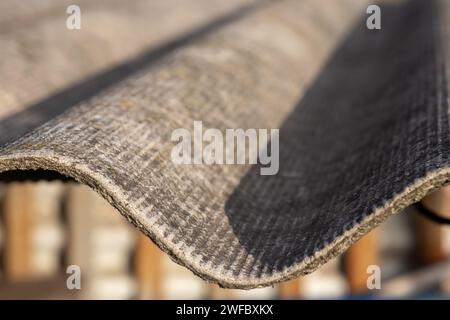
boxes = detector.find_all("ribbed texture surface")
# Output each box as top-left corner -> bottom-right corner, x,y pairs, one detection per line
1,0 -> 450,288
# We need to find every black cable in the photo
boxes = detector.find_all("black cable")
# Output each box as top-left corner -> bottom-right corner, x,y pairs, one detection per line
414,202 -> 450,225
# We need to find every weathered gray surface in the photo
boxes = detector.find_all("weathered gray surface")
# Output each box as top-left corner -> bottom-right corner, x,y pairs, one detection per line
2,0 -> 449,288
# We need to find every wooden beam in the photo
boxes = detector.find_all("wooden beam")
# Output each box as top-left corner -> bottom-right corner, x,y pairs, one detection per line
278,278 -> 302,298
343,228 -> 380,294
65,183 -> 92,289
134,233 -> 164,299
3,183 -> 34,280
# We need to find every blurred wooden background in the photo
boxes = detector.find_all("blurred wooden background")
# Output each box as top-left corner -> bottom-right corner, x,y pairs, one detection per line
0,181 -> 450,299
